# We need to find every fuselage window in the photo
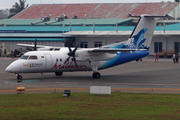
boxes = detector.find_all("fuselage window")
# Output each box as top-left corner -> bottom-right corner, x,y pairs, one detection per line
60,58 -> 62,62
56,58 -> 58,62
54,48 -> 60,51
20,55 -> 29,60
29,56 -> 38,59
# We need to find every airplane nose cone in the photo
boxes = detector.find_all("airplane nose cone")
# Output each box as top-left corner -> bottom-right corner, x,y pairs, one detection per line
5,61 -> 18,73
5,65 -> 13,73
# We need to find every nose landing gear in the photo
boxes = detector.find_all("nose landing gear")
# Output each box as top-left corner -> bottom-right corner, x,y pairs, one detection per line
16,74 -> 23,80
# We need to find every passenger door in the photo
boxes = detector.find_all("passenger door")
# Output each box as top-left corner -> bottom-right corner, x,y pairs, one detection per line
44,54 -> 52,70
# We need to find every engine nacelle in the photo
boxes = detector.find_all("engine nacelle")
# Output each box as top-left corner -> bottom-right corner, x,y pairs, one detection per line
76,50 -> 117,61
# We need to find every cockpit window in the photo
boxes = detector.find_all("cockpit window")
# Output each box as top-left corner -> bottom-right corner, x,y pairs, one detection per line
49,48 -> 54,51
29,56 -> 38,59
20,55 -> 29,60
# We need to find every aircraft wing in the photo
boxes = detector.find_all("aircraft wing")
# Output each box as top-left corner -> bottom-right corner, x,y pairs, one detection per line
75,48 -> 147,62
16,43 -> 62,51
87,48 -> 147,53
16,44 -> 47,48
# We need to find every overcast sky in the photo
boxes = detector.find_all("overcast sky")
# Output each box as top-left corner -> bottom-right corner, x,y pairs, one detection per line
0,0 -> 175,9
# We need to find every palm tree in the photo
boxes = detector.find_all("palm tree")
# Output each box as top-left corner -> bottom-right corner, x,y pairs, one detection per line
9,0 -> 29,18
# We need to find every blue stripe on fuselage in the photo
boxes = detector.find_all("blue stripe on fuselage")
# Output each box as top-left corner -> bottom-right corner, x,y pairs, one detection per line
99,51 -> 149,70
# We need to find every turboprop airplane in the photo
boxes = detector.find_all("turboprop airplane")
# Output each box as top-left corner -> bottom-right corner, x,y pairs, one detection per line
5,14 -> 172,79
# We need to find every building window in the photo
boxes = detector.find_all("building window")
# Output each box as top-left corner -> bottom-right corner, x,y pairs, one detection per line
80,42 -> 88,48
65,42 -> 73,47
94,41 -> 102,47
154,42 -> 162,53
174,42 -> 180,53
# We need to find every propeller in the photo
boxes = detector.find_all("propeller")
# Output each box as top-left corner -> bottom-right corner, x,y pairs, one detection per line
34,38 -> 37,51
64,41 -> 79,67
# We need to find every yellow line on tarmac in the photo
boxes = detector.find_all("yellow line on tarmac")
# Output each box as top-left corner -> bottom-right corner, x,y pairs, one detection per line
0,88 -> 90,93
26,88 -> 90,91
1,88 -> 180,93
0,90 -> 16,92
112,88 -> 180,91
112,88 -> 151,90
153,88 -> 180,91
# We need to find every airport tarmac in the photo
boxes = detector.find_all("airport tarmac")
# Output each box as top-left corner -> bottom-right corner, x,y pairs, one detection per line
1,56 -> 180,94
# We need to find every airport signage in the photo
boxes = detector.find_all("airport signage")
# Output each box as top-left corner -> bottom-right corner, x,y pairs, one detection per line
0,30 -> 26,33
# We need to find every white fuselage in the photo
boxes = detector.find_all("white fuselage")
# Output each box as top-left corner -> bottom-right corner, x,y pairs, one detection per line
6,48 -> 113,73
5,47 -> 149,74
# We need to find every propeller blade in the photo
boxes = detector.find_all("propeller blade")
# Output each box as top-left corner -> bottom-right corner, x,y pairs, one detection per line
34,38 -> 37,51
68,46 -> 72,53
72,45 -> 79,57
73,57 -> 78,68
64,41 -> 72,52
64,56 -> 70,65
64,44 -> 79,67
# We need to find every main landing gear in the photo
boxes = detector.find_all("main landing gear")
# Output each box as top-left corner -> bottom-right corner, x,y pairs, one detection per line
55,72 -> 63,76
92,72 -> 101,79
91,61 -> 101,79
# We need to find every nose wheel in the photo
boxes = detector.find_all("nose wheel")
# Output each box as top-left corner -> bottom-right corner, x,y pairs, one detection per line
16,74 -> 23,79
92,72 -> 101,79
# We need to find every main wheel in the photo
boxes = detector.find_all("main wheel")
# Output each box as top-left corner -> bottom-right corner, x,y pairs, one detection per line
55,72 -> 63,76
92,72 -> 101,79
17,75 -> 22,79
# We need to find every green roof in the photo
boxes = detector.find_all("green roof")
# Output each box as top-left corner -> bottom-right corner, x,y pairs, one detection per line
0,26 -> 135,33
0,37 -> 74,41
44,19 -> 132,26
0,19 -> 179,33
160,23 -> 180,31
0,18 -> 132,26
0,19 -> 39,26
0,26 -> 169,33
0,26 -> 69,33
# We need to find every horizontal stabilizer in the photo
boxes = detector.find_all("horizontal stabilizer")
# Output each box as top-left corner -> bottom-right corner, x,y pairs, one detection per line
128,14 -> 174,19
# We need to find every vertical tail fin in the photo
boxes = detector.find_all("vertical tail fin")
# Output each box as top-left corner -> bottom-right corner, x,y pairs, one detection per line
127,15 -> 157,49
103,14 -> 173,49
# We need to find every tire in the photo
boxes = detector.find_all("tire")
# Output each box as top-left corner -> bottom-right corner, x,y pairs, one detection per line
17,75 -> 22,79
55,72 -> 63,76
92,72 -> 101,79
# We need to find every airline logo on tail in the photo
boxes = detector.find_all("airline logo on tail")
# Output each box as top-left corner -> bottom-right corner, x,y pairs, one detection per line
130,28 -> 148,49
110,28 -> 148,49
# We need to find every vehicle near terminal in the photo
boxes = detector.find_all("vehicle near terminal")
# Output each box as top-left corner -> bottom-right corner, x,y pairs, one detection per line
5,14 -> 172,79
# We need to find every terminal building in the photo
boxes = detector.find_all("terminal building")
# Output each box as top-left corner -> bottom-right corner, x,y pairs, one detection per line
1,3 -> 180,56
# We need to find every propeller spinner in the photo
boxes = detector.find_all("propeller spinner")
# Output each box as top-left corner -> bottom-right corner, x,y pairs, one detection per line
64,42 -> 79,67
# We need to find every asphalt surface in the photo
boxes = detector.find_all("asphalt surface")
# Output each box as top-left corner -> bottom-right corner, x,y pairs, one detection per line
1,56 -> 180,94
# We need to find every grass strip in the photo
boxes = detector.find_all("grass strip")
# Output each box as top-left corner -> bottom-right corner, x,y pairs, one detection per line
0,92 -> 180,120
